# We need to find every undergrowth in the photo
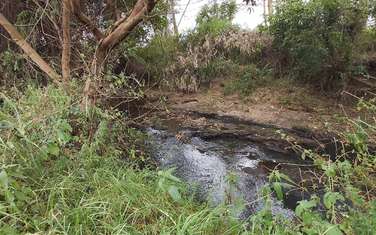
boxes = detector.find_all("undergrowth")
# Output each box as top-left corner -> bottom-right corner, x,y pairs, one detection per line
224,64 -> 273,96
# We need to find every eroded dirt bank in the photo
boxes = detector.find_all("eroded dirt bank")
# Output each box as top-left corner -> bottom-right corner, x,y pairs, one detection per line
135,80 -> 359,158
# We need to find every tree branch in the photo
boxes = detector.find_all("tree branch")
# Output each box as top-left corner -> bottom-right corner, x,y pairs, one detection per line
99,0 -> 157,58
0,13 -> 61,82
69,0 -> 104,41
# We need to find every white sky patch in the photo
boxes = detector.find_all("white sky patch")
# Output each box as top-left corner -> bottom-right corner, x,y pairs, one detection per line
175,0 -> 265,32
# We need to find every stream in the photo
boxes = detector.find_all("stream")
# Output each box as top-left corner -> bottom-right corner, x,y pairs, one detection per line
146,126 -> 308,219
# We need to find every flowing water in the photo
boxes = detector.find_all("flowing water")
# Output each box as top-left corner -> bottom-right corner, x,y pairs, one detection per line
147,127 -> 302,219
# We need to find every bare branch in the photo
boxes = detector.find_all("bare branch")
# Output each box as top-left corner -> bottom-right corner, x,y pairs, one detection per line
69,0 -> 104,41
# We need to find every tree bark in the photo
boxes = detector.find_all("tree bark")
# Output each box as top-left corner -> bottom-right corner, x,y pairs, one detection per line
69,0 -> 104,41
170,0 -> 179,35
267,0 -> 272,17
62,0 -> 71,83
92,0 -> 157,75
0,13 -> 61,82
0,0 -> 25,53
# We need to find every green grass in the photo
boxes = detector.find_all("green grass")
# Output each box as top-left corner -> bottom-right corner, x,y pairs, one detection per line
1,153 -> 244,234
223,64 -> 273,97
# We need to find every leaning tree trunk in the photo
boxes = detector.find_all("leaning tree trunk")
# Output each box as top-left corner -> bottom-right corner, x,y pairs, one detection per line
67,0 -> 158,107
0,13 -> 61,82
0,0 -> 25,53
91,0 -> 156,75
62,0 -> 71,83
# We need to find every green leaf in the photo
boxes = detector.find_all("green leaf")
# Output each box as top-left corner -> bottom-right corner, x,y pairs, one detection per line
167,185 -> 181,202
323,192 -> 344,209
47,143 -> 60,156
325,225 -> 343,235
323,164 -> 336,177
295,199 -> 318,218
0,170 -> 9,190
273,182 -> 284,200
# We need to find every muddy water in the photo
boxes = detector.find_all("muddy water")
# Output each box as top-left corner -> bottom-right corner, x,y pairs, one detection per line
147,128 -> 301,219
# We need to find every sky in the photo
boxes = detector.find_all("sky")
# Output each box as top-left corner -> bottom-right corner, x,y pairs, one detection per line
174,0 -> 265,32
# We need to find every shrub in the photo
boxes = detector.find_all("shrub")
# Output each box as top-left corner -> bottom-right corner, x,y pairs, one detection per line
224,64 -> 272,96
184,0 -> 238,45
268,0 -> 369,90
132,34 -> 180,80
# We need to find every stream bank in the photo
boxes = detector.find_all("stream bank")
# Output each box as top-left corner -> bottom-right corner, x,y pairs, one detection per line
137,106 -> 336,219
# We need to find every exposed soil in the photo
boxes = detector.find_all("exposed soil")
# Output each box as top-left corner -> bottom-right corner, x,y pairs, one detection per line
128,79 -> 365,160
145,79 -> 358,133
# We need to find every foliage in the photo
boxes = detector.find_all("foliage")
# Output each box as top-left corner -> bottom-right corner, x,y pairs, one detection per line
268,0 -> 369,89
132,34 -> 180,80
196,0 -> 237,25
185,0 -> 238,45
196,58 -> 240,82
165,29 -> 272,92
224,64 -> 273,96
264,98 -> 376,234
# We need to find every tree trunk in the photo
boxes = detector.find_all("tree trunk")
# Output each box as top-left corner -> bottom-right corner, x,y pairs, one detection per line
268,0 -> 272,17
170,0 -> 179,35
77,0 -> 158,108
0,0 -> 25,53
62,0 -> 71,83
0,13 -> 61,82
92,0 -> 157,76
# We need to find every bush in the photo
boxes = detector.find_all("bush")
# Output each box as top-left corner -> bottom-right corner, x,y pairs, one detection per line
268,0 -> 369,90
184,0 -> 237,45
132,34 -> 180,80
224,64 -> 272,96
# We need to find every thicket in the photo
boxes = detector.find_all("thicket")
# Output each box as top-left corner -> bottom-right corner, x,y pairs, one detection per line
268,0 -> 372,90
134,0 -> 273,93
135,0 -> 376,94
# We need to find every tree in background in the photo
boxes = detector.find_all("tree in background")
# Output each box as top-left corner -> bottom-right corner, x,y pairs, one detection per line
268,0 -> 370,90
